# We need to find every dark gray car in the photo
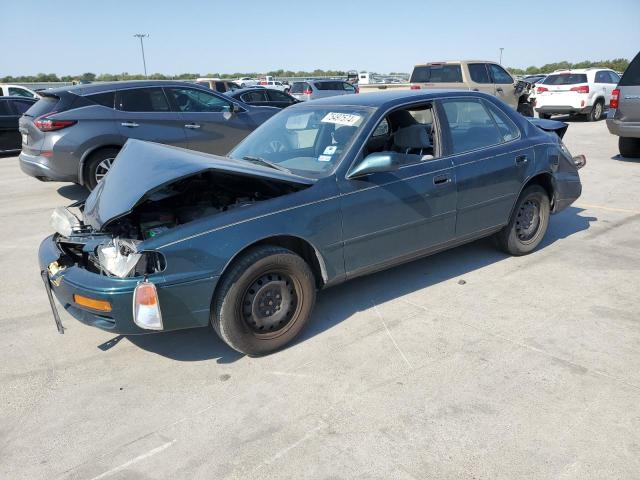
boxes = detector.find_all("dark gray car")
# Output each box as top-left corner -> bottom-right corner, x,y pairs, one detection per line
607,51 -> 640,157
18,81 -> 278,189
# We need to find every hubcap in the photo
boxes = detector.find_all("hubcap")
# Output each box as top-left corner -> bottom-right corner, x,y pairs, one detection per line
94,157 -> 115,183
594,103 -> 602,119
242,273 -> 298,334
515,199 -> 541,242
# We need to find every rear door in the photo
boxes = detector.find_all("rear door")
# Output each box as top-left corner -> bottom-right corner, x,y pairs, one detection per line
616,54 -> 640,122
594,70 -> 611,102
164,86 -> 257,155
114,87 -> 189,149
440,97 -> 529,236
0,99 -> 18,151
487,63 -> 517,108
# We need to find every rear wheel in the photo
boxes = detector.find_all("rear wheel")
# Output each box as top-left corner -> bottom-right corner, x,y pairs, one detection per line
619,137 -> 640,158
495,185 -> 550,256
538,112 -> 552,120
212,246 -> 316,355
84,147 -> 120,190
587,99 -> 604,122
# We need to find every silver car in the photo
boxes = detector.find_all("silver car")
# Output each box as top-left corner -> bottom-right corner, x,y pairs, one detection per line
18,81 -> 278,189
290,79 -> 357,101
607,51 -> 640,158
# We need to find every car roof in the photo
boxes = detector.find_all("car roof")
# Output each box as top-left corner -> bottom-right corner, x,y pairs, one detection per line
549,68 -> 613,74
43,80 -> 210,96
295,89 -> 491,108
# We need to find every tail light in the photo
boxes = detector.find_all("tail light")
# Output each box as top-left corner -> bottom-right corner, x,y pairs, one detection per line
303,89 -> 312,95
133,281 -> 163,330
610,88 -> 620,109
33,113 -> 76,132
537,86 -> 548,94
410,85 -> 421,90
570,85 -> 589,94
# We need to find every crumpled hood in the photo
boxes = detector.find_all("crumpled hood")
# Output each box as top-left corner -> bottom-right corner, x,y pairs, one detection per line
82,139 -> 314,230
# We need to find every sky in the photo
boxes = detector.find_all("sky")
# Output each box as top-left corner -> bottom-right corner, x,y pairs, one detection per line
2,0 -> 639,76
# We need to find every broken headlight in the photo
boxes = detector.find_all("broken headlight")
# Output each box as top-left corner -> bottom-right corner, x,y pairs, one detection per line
96,238 -> 142,278
50,207 -> 82,237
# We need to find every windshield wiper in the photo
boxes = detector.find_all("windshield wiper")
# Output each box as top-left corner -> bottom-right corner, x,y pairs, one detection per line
241,156 -> 291,173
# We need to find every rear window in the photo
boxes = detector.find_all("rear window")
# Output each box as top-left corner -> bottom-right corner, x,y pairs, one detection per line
410,65 -> 463,83
290,82 -> 310,94
619,52 -> 640,86
24,96 -> 59,118
542,74 -> 588,85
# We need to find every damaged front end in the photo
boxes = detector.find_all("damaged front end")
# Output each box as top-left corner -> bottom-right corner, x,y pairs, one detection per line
515,79 -> 536,117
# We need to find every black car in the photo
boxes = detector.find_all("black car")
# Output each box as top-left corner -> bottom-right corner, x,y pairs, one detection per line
0,96 -> 37,152
227,88 -> 300,109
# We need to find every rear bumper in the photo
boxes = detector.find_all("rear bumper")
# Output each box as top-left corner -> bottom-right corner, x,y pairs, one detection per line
38,235 -> 218,335
606,115 -> 640,138
536,105 -> 592,115
553,178 -> 582,213
19,151 -> 78,182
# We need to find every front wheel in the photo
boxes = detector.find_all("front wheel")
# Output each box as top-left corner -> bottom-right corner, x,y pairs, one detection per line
495,185 -> 550,256
212,246 -> 316,355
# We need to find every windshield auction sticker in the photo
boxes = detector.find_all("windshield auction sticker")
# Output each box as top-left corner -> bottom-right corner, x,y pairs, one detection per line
321,112 -> 361,126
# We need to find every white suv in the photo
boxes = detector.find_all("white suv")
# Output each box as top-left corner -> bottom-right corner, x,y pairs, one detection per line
535,68 -> 620,121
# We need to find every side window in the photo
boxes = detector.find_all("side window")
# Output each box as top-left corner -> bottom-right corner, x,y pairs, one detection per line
343,82 -> 356,92
267,90 -> 293,102
483,100 -> 520,142
117,88 -> 170,112
364,103 -> 437,164
441,98 -> 504,154
8,87 -> 33,98
86,91 -> 115,108
214,81 -> 226,92
241,91 -> 268,103
607,71 -> 620,84
166,88 -> 232,113
11,100 -> 35,114
595,71 -> 608,83
0,100 -> 11,115
488,64 -> 514,84
468,63 -> 491,84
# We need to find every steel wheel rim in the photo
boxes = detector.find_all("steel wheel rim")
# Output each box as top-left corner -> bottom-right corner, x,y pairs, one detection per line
94,157 -> 115,183
515,199 -> 541,243
240,271 -> 301,338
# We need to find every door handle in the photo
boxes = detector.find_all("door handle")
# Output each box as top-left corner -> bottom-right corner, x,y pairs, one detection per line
185,123 -> 201,129
433,174 -> 451,185
496,87 -> 504,93
120,122 -> 139,128
515,155 -> 528,165
472,88 -> 479,92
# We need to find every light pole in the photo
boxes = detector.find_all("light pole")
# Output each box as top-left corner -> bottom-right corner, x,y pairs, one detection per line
133,33 -> 149,77
499,47 -> 504,65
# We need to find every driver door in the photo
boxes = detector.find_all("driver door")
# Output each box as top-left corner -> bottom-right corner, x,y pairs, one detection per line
337,104 -> 457,277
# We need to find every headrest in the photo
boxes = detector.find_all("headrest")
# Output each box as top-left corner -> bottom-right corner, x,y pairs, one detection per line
394,124 -> 431,150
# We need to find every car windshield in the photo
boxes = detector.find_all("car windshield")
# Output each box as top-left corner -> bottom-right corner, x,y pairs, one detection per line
542,73 -> 588,85
228,106 -> 373,178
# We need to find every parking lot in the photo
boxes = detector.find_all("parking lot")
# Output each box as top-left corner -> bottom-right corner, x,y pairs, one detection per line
1,117 -> 639,479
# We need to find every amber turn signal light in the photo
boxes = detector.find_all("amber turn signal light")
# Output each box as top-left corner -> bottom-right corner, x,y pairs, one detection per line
73,294 -> 112,312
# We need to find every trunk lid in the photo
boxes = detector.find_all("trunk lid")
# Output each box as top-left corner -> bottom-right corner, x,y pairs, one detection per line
82,139 -> 314,230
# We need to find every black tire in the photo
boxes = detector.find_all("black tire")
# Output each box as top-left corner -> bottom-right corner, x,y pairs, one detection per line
538,113 -> 552,120
84,147 -> 120,190
495,185 -> 550,256
284,88 -> 290,94
619,137 -> 640,158
212,246 -> 316,355
517,102 -> 534,117
587,99 -> 604,122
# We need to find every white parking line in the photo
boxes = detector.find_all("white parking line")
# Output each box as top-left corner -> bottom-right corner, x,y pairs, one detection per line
87,439 -> 176,480
575,203 -> 640,215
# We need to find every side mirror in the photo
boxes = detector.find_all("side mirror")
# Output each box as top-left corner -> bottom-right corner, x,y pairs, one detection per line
231,103 -> 242,113
347,152 -> 400,179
